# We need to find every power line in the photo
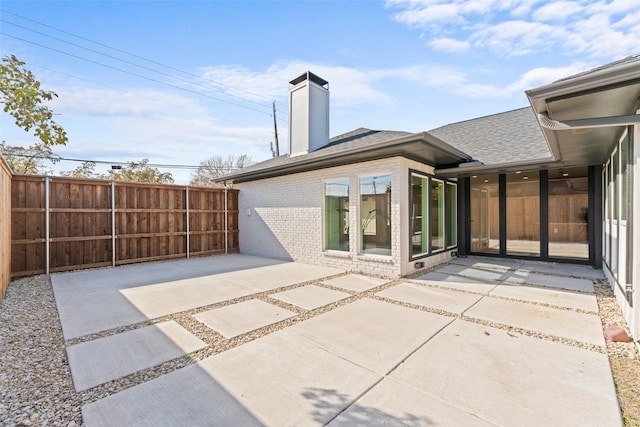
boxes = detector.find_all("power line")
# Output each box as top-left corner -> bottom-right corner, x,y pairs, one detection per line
1,9 -> 289,112
1,32 -> 277,117
1,152 -> 242,171
1,18 -> 275,111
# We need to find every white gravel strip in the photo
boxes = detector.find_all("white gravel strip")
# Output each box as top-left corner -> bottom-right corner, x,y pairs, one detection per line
0,275 -> 81,426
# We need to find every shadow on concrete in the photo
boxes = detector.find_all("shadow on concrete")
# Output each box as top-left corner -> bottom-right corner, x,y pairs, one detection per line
302,387 -> 431,426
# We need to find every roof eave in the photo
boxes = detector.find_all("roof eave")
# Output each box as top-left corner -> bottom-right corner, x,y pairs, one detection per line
216,132 -> 471,184
435,157 -> 558,178
525,59 -> 640,109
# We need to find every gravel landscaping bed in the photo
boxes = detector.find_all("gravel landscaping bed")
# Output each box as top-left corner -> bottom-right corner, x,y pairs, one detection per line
1,266 -> 639,426
0,275 -> 81,426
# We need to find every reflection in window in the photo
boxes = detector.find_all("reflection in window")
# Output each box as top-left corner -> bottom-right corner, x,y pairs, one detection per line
411,175 -> 428,256
506,171 -> 540,256
325,179 -> 349,251
360,175 -> 391,256
548,168 -> 588,260
446,183 -> 457,248
470,174 -> 499,254
431,179 -> 445,251
410,173 -> 456,258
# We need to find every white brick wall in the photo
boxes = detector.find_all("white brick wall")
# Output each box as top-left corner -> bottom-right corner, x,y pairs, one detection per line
234,157 -> 455,277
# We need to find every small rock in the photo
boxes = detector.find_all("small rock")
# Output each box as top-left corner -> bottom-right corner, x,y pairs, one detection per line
603,326 -> 630,342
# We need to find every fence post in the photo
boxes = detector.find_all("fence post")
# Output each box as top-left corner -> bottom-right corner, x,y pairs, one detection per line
111,181 -> 116,267
185,186 -> 190,259
224,186 -> 228,254
45,176 -> 50,275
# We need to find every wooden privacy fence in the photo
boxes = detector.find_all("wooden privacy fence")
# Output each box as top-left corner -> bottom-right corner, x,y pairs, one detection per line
10,175 -> 239,279
0,156 -> 11,297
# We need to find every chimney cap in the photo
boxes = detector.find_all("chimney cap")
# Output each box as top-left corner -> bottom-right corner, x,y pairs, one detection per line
289,71 -> 328,88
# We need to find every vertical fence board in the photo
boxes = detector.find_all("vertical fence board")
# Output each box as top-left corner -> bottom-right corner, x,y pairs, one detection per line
9,178 -> 238,278
0,156 -> 12,297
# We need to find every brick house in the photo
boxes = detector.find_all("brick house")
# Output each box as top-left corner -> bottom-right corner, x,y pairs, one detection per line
219,57 -> 640,340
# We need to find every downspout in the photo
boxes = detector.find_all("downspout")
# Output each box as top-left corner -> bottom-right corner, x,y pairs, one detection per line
45,176 -> 50,275
185,186 -> 190,259
224,185 -> 228,254
111,181 -> 116,267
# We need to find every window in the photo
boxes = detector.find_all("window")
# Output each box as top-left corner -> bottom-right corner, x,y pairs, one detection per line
360,175 -> 391,256
324,179 -> 349,251
470,174 -> 499,254
446,182 -> 457,248
410,172 -> 457,258
506,171 -> 540,256
411,175 -> 428,256
621,134 -> 628,221
431,179 -> 445,252
548,168 -> 588,260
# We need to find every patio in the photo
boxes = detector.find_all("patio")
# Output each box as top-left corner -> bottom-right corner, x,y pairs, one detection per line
49,254 -> 620,426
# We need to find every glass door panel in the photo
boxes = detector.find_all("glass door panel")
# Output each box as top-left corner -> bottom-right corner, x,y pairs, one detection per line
470,175 -> 499,254
506,171 -> 540,256
548,168 -> 588,260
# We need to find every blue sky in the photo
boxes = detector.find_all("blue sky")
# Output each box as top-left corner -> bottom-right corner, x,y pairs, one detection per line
1,0 -> 639,183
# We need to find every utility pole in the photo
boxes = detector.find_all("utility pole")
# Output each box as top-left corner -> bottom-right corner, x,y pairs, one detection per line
272,101 -> 280,157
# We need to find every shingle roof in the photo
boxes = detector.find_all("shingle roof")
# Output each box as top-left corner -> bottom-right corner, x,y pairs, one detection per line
218,127 -> 412,180
218,108 -> 551,182
428,107 -> 550,165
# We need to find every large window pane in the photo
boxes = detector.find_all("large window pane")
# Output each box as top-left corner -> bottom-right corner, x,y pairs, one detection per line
446,182 -> 457,248
411,175 -> 428,256
621,134 -> 628,221
360,175 -> 391,256
506,171 -> 540,256
470,174 -> 499,253
325,179 -> 349,251
431,179 -> 445,251
548,168 -> 588,259
610,153 -> 618,276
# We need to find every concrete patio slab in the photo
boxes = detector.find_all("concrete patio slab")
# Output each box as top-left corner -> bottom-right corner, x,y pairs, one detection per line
194,299 -> 297,338
52,255 -> 343,339
388,320 -> 621,427
518,261 -> 606,279
286,299 -> 453,375
437,263 -> 510,282
451,256 -> 522,271
82,359 -> 264,427
270,284 -> 351,310
66,321 -> 206,392
329,378 -> 495,426
465,297 -> 605,346
119,277 -> 254,320
320,274 -> 389,293
412,272 -> 498,294
52,256 -> 620,427
83,330 -> 381,426
376,282 -> 482,315
504,269 -> 594,292
220,262 -> 344,293
490,283 -> 599,312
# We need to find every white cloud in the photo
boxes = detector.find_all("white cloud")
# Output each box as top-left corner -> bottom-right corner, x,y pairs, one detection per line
504,63 -> 591,93
198,61 -> 393,107
532,1 -> 583,21
392,2 -> 466,26
429,37 -> 471,52
472,20 -> 565,55
387,0 -> 640,59
564,13 -> 640,58
53,87 -> 206,117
